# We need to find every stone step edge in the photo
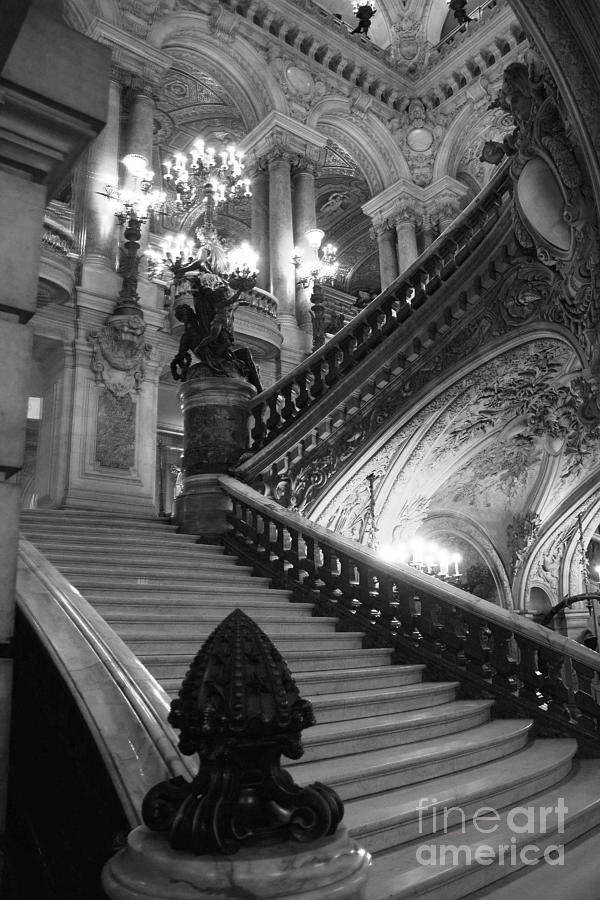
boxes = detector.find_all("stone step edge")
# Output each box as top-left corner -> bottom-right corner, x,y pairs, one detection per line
364,759 -> 600,900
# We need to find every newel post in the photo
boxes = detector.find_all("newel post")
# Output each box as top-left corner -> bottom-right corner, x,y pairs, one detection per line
102,610 -> 371,899
169,274 -> 262,540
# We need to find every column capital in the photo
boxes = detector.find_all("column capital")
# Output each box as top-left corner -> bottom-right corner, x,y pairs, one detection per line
392,205 -> 422,229
372,215 -> 395,237
240,111 -> 327,168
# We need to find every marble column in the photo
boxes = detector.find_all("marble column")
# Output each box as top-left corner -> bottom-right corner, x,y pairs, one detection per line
81,68 -> 122,291
268,152 -> 296,320
250,161 -> 270,293
394,207 -> 420,274
124,79 -> 155,187
374,219 -> 399,288
292,160 -> 319,330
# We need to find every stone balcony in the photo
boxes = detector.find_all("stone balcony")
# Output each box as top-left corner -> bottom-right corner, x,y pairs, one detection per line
38,200 -> 77,306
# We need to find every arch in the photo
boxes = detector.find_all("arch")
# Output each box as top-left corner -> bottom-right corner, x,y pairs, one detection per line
419,510 -> 513,607
307,96 -> 410,191
148,14 -> 288,126
509,0 -> 600,216
433,102 -> 484,181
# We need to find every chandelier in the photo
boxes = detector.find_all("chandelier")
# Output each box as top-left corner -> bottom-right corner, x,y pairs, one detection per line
293,228 -> 338,288
162,138 -> 251,212
147,232 -> 259,295
378,538 -> 462,582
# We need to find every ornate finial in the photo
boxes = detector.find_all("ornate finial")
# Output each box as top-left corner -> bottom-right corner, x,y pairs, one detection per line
142,609 -> 344,854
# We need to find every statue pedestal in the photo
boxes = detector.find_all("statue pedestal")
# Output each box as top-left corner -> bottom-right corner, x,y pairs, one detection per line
102,825 -> 371,900
174,368 -> 256,538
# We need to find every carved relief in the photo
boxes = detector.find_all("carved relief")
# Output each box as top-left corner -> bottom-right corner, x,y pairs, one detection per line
388,99 -> 449,186
87,315 -> 152,398
95,389 -> 136,470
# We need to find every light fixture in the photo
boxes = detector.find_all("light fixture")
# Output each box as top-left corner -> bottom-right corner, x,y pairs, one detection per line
97,157 -> 167,315
353,1 -> 376,13
293,229 -> 338,289
378,538 -> 462,581
162,138 -> 251,212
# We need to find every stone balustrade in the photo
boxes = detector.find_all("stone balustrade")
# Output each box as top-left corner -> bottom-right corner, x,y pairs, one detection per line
243,161 -> 512,464
220,475 -> 600,755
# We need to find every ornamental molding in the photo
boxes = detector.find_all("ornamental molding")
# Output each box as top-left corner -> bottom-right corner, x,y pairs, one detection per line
87,314 -> 152,398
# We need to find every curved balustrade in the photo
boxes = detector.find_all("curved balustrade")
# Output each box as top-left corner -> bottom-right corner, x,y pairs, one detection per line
239,287 -> 278,318
41,215 -> 76,256
17,538 -> 193,827
220,476 -> 600,753
246,162 -> 512,454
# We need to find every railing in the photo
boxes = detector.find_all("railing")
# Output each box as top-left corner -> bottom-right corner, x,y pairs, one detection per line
17,539 -> 193,826
239,287 -> 278,318
246,161 -> 512,452
41,215 -> 76,257
220,476 -> 600,754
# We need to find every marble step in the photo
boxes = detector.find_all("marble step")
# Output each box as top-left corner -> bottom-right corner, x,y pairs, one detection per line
20,511 -> 179,530
161,664 -> 425,697
475,794 -> 600,900
93,598 -> 314,617
107,614 -> 340,637
345,738 -> 577,854
295,699 -> 494,763
304,681 -> 458,724
141,647 -> 394,680
125,630 -> 366,655
50,564 -> 264,583
291,720 -> 533,800
82,585 -> 294,601
20,525 -> 200,544
365,757 -> 600,900
26,544 -> 240,563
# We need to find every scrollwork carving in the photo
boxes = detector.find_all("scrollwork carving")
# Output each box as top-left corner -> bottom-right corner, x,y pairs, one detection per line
87,315 -> 152,398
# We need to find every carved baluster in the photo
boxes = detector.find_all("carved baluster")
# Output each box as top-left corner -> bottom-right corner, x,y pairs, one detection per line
488,624 -> 519,695
442,606 -> 468,670
514,636 -> 545,707
336,552 -> 360,615
288,527 -> 301,582
376,574 -> 397,631
265,394 -> 282,436
338,333 -> 357,372
281,383 -> 296,421
250,401 -> 267,448
409,594 -> 424,646
302,536 -> 319,592
324,347 -> 342,386
295,371 -> 310,409
538,646 -> 571,721
572,659 -> 600,734
310,360 -> 325,398
463,612 -> 493,682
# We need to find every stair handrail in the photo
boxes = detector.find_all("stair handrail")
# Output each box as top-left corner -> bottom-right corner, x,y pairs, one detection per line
219,476 -> 600,752
17,538 -> 194,827
246,160 -> 512,452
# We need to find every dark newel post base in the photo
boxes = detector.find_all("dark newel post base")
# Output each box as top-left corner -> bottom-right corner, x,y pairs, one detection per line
102,825 -> 371,899
174,368 -> 256,538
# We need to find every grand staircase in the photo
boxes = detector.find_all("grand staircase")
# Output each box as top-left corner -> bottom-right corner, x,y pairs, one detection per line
19,508 -> 600,899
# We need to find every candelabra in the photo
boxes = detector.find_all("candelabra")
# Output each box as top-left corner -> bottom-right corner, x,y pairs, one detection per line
293,229 -> 338,351
162,138 -> 251,213
378,538 -> 462,582
99,154 -> 166,315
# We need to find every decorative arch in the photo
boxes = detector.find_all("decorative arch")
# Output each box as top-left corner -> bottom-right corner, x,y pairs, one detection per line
419,511 -> 513,607
148,15 -> 287,125
307,97 -> 410,191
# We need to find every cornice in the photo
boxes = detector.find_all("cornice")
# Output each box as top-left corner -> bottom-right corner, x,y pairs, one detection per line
239,111 -> 327,161
88,18 -> 173,84
362,175 -> 468,221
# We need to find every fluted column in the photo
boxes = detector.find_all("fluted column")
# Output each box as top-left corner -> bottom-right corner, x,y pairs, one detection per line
82,68 -> 122,279
394,207 -> 420,274
250,160 -> 270,292
374,218 -> 399,288
268,152 -> 296,319
292,159 -> 319,330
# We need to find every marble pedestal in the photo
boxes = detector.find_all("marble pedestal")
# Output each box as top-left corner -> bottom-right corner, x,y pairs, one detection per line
174,369 -> 256,537
102,825 -> 371,900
